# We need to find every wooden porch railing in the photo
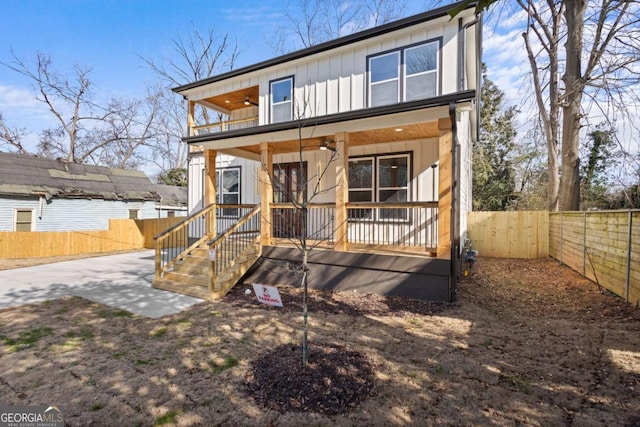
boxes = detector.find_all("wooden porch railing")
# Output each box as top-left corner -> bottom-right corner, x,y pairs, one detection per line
191,116 -> 258,135
268,202 -> 438,252
154,203 -> 216,281
208,205 -> 261,291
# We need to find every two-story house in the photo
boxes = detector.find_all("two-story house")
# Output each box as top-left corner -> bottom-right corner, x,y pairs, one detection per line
154,1 -> 481,302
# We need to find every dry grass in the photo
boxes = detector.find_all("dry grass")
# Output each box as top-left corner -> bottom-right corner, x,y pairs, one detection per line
0,257 -> 639,426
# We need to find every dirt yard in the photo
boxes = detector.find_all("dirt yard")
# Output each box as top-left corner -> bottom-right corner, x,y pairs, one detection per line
0,257 -> 639,426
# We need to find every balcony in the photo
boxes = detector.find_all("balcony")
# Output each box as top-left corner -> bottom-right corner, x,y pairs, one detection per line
191,116 -> 258,136
187,85 -> 259,136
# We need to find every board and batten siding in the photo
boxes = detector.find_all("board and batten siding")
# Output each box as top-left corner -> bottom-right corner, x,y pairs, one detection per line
189,15 -> 468,126
187,153 -> 260,215
0,196 -> 174,232
273,138 -> 440,204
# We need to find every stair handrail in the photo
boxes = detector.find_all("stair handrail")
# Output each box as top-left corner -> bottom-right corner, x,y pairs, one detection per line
154,203 -> 216,241
154,203 -> 217,281
208,205 -> 261,248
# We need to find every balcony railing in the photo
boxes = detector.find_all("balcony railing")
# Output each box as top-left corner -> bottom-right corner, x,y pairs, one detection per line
269,202 -> 438,252
191,116 -> 258,135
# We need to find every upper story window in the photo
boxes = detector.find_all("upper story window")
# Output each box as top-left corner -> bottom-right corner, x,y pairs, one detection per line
270,77 -> 293,123
368,39 -> 440,107
369,52 -> 401,107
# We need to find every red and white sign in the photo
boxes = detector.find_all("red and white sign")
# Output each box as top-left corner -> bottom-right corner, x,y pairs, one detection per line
252,284 -> 283,307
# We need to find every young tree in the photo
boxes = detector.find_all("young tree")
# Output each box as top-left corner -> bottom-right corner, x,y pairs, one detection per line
473,72 -> 519,210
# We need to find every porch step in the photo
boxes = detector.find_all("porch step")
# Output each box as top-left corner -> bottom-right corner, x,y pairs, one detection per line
153,278 -> 210,300
173,255 -> 210,275
212,246 -> 261,300
153,241 -> 261,301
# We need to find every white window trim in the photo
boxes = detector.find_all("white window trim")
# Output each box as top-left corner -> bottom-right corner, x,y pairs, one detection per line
14,208 -> 34,232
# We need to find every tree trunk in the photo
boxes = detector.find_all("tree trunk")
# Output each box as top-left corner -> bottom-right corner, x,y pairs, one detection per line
560,0 -> 587,211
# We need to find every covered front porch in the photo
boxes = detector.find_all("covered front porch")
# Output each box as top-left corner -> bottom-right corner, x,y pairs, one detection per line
196,108 -> 455,261
153,100 -> 466,302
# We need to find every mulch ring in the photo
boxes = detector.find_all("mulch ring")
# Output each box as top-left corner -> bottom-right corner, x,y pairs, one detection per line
244,343 -> 376,415
223,284 -> 452,317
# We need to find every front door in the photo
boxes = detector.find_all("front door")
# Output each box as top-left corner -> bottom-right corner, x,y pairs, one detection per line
273,162 -> 306,238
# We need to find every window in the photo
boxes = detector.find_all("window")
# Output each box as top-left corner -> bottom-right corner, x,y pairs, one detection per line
270,77 -> 293,123
216,167 -> 241,217
404,43 -> 438,101
128,209 -> 139,219
368,40 -> 440,107
15,209 -> 33,232
369,52 -> 400,107
348,153 -> 411,220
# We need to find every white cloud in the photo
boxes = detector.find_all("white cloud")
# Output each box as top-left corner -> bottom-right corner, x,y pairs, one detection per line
0,85 -> 41,110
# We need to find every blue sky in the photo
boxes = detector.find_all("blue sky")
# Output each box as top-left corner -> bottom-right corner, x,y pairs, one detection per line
0,0 -> 431,147
0,0 -> 529,156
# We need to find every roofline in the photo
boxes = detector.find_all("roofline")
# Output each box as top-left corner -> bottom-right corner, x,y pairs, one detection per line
172,1 -> 478,93
183,89 -> 476,144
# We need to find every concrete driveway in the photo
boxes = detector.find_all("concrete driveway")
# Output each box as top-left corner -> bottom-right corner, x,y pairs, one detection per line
0,250 -> 205,318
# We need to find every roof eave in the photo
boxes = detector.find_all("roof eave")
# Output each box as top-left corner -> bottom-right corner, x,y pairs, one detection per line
172,1 -> 479,93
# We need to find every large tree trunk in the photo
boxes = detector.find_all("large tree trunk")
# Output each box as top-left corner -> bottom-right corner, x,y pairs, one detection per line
560,0 -> 587,211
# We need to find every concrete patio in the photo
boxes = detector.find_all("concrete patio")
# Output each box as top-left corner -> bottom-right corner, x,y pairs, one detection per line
0,250 -> 204,318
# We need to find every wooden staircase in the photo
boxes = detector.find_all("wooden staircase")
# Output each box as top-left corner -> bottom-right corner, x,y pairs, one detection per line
153,243 -> 261,301
152,204 -> 261,301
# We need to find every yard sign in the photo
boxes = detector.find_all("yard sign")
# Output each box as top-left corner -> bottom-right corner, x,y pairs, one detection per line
252,284 -> 283,307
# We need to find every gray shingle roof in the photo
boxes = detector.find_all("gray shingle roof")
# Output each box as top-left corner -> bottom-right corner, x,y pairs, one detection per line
0,152 -> 186,206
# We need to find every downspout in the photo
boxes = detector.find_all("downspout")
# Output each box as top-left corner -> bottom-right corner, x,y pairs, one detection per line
449,102 -> 459,302
458,13 -> 482,141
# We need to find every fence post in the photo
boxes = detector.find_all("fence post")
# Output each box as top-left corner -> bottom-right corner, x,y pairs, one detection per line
626,210 -> 632,302
560,212 -> 564,264
583,212 -> 587,276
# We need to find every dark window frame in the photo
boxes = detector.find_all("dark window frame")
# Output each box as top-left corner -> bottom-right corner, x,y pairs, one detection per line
269,75 -> 295,124
366,38 -> 443,108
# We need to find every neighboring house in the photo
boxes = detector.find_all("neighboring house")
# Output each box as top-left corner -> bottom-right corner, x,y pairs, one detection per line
163,1 -> 481,302
0,152 -> 187,232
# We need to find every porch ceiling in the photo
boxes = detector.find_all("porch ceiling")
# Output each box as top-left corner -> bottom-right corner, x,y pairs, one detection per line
200,86 -> 259,112
237,121 -> 440,155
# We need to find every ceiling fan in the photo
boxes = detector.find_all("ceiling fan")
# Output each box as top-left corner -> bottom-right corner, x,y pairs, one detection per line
243,95 -> 258,106
223,95 -> 258,107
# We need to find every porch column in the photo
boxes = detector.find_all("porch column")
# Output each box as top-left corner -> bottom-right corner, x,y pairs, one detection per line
187,101 -> 195,137
437,118 -> 452,259
260,142 -> 273,246
204,149 -> 217,239
334,132 -> 349,251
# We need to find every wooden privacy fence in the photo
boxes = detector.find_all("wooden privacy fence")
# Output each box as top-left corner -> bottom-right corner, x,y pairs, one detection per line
467,211 -> 549,258
0,217 -> 182,259
549,210 -> 639,305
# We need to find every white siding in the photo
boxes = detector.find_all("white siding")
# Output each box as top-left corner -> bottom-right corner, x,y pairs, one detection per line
273,138 -> 440,204
188,152 -> 260,215
0,196 -> 174,231
457,110 -> 472,241
185,15 -> 470,125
